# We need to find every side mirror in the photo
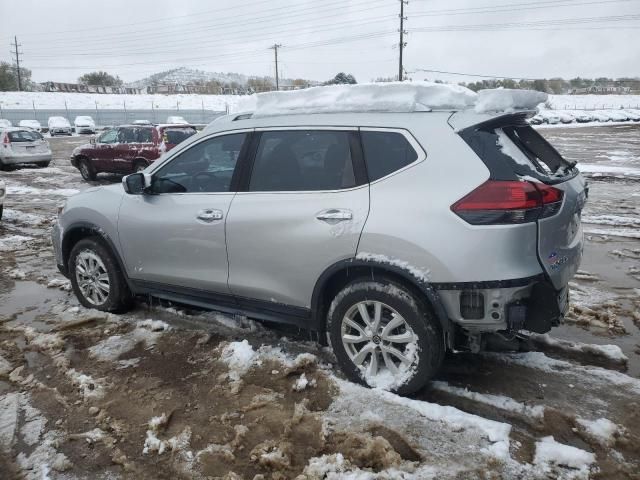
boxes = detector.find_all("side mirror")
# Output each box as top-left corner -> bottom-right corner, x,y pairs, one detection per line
122,172 -> 148,195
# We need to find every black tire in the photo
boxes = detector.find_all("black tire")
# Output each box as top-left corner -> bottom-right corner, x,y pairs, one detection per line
68,237 -> 132,313
0,204 -> 3,221
78,158 -> 97,181
38,161 -> 50,168
327,277 -> 444,395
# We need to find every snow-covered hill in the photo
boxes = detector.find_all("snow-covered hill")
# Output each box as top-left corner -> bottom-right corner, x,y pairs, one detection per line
127,68 -> 251,89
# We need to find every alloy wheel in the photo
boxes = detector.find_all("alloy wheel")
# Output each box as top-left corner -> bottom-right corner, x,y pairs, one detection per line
75,250 -> 110,306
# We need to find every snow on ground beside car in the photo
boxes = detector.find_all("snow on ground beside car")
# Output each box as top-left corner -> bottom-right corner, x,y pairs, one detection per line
529,333 -> 628,364
6,183 -> 80,197
547,94 -> 640,110
533,436 -> 595,472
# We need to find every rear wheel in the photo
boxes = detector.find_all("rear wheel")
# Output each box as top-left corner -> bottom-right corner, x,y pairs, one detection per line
78,158 -> 97,181
69,237 -> 132,312
327,277 -> 444,395
0,205 -> 3,220
38,161 -> 50,168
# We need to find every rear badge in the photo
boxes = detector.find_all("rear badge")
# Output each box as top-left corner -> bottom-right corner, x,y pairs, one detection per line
548,251 -> 569,271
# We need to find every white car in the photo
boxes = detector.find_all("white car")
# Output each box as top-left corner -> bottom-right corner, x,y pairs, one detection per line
166,115 -> 189,125
74,116 -> 96,134
132,119 -> 152,125
538,111 -> 561,124
19,119 -> 43,132
0,119 -> 12,128
605,110 -> 628,122
556,111 -> 575,124
48,116 -> 73,136
0,178 -> 5,220
572,112 -> 592,123
623,109 -> 640,121
590,111 -> 611,122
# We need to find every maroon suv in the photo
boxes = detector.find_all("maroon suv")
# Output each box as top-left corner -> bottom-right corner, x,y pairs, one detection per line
71,124 -> 197,181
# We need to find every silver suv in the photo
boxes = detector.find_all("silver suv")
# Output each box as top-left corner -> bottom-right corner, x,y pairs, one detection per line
52,104 -> 586,394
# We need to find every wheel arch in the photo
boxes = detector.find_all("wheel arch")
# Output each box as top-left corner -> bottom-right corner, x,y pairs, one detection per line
61,222 -> 130,288
311,259 -> 453,348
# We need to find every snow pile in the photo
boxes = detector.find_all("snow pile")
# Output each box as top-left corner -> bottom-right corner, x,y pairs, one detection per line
432,382 -> 545,420
533,436 -> 595,471
577,418 -> 619,446
0,235 -> 34,252
142,413 -> 191,456
292,372 -> 317,392
530,333 -> 628,365
475,88 -> 547,113
238,81 -> 478,116
220,340 -> 257,382
65,369 -> 105,399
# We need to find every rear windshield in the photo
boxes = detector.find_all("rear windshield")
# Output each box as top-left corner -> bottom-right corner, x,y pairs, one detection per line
461,124 -> 575,182
8,130 -> 43,142
162,127 -> 196,144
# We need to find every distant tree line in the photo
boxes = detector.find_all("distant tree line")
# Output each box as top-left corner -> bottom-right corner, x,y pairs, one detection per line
0,61 -> 33,91
459,77 -> 640,94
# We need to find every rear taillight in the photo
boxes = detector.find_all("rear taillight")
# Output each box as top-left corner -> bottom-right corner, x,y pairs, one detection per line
452,180 -> 564,225
2,133 -> 9,145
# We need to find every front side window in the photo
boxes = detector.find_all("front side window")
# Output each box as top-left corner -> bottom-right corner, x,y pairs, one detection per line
361,131 -> 418,182
98,130 -> 118,144
136,128 -> 153,143
117,127 -> 138,144
151,133 -> 247,194
249,130 -> 355,192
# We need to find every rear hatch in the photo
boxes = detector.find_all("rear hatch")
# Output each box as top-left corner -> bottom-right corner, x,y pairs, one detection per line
452,112 -> 587,291
5,130 -> 50,156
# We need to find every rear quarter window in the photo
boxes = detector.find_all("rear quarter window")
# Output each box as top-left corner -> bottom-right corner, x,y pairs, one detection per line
162,128 -> 197,145
361,131 -> 418,181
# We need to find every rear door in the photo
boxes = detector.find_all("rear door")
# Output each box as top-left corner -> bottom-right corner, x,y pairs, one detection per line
225,128 -> 369,311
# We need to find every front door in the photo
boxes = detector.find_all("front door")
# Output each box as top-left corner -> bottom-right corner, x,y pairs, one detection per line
117,131 -> 249,294
226,128 -> 369,309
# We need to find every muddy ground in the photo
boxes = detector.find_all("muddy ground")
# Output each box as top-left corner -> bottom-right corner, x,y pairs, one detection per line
0,129 -> 639,479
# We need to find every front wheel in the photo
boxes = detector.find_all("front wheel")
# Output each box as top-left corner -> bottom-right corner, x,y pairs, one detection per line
69,237 -> 132,312
327,278 -> 444,395
78,158 -> 97,181
38,161 -> 50,168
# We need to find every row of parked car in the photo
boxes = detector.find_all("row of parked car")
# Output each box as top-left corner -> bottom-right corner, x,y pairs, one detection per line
0,115 -> 191,136
530,109 -> 640,125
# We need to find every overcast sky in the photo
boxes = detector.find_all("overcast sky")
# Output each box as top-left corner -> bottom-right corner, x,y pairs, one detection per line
1,0 -> 639,85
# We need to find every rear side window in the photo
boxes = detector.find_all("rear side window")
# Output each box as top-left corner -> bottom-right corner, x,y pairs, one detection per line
163,128 -> 197,145
360,131 -> 418,181
8,130 -> 43,142
500,126 -> 567,175
249,130 -> 356,192
136,128 -> 153,143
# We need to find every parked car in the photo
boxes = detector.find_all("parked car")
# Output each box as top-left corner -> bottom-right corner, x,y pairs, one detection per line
590,111 -> 611,122
48,116 -> 73,136
604,110 -> 628,122
0,178 -> 5,220
19,119 -> 43,132
528,114 -> 543,125
0,119 -> 12,128
538,111 -> 561,124
71,124 -> 197,181
74,116 -> 96,134
0,128 -> 52,169
53,90 -> 586,394
166,115 -> 189,125
556,111 -> 575,124
623,109 -> 640,121
572,112 -> 592,123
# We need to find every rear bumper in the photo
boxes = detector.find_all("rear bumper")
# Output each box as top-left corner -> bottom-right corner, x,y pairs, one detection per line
0,153 -> 52,165
436,275 -> 567,334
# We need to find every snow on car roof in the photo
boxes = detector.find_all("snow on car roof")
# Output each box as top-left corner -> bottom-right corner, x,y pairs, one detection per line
234,82 -> 547,117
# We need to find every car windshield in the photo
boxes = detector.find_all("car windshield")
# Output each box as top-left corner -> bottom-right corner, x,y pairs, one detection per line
8,130 -> 43,142
162,127 -> 196,144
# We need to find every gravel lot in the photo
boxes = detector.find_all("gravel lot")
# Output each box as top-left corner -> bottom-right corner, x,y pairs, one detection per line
0,130 -> 639,479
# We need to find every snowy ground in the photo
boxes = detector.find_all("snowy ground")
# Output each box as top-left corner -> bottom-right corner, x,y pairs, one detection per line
0,129 -> 639,479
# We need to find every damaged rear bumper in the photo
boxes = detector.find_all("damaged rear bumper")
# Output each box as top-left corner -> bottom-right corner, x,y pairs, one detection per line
435,275 -> 568,334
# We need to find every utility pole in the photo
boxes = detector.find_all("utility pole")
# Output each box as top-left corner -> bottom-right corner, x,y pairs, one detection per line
10,35 -> 23,91
270,43 -> 282,91
398,1 -> 408,81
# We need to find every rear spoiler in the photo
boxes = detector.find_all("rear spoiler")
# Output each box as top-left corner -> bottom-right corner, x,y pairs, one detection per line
447,110 -> 535,133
